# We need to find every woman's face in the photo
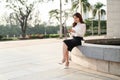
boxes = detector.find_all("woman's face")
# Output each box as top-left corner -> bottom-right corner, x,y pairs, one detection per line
73,16 -> 80,23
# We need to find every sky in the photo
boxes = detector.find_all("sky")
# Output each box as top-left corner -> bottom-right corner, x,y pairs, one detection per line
38,0 -> 106,23
40,0 -> 106,20
0,0 -> 106,25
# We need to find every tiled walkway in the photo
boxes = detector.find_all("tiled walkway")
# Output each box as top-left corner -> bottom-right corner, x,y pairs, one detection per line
0,39 -> 119,80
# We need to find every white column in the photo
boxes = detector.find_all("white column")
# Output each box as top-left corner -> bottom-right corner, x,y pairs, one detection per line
107,0 -> 120,38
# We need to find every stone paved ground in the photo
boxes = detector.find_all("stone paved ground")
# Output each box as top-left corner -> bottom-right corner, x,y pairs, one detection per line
0,38 -> 120,80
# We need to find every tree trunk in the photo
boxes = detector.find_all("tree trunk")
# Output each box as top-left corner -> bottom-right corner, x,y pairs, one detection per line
59,0 -> 63,38
79,0 -> 82,16
22,30 -> 26,38
21,21 -> 27,39
91,20 -> 94,35
21,25 -> 26,39
98,11 -> 101,35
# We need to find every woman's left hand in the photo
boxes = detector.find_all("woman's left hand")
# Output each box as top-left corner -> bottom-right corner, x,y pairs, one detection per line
69,29 -> 75,33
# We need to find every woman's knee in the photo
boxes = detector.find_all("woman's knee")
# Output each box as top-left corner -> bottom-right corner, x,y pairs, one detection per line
63,42 -> 68,49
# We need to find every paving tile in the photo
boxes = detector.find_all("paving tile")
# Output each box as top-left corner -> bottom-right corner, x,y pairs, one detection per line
0,39 -> 119,80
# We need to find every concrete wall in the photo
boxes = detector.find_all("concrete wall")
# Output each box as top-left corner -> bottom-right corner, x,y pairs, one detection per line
107,0 -> 120,38
71,46 -> 120,76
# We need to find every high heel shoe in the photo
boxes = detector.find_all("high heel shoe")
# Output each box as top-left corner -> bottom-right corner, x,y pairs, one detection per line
64,62 -> 69,69
59,59 -> 65,65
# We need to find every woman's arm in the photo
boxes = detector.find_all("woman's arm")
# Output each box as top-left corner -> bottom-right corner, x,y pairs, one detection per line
75,25 -> 86,37
68,29 -> 75,33
68,28 -> 76,37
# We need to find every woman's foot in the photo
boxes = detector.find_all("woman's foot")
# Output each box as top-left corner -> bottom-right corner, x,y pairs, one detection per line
64,62 -> 69,69
59,59 -> 65,65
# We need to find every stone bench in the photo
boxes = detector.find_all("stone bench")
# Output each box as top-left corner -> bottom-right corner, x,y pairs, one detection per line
71,43 -> 120,76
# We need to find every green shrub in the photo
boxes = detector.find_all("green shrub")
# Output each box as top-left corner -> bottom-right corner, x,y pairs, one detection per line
49,34 -> 59,38
85,30 -> 92,36
44,34 -> 49,38
29,34 -> 44,39
0,35 -> 3,40
0,37 -> 17,41
1,38 -> 13,41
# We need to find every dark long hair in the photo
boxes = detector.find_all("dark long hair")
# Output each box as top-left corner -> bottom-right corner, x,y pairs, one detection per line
73,13 -> 84,27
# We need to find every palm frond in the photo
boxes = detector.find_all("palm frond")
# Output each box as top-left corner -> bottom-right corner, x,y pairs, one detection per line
93,8 -> 97,18
65,0 -> 68,3
83,3 -> 87,13
94,2 -> 104,9
86,2 -> 92,11
101,9 -> 106,16
71,0 -> 79,10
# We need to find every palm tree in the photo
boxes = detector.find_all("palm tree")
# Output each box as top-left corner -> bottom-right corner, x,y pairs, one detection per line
71,0 -> 91,18
49,9 -> 71,38
93,2 -> 106,35
49,9 -> 71,24
49,0 -> 63,38
49,9 -> 60,24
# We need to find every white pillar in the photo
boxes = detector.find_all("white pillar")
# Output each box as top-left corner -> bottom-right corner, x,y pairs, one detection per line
107,0 -> 120,38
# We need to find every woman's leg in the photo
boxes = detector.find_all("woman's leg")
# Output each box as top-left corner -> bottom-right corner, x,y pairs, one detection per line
62,43 -> 67,63
62,43 -> 66,62
63,43 -> 69,66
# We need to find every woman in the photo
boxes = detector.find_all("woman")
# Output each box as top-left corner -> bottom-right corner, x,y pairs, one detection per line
60,13 -> 86,69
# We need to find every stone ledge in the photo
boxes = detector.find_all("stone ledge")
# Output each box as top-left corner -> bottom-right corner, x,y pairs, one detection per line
77,43 -> 120,62
71,44 -> 120,76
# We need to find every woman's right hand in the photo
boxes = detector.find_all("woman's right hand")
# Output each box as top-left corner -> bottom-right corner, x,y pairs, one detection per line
68,29 -> 75,33
68,29 -> 71,33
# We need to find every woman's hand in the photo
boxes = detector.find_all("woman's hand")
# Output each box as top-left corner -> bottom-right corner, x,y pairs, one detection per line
68,29 -> 75,33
